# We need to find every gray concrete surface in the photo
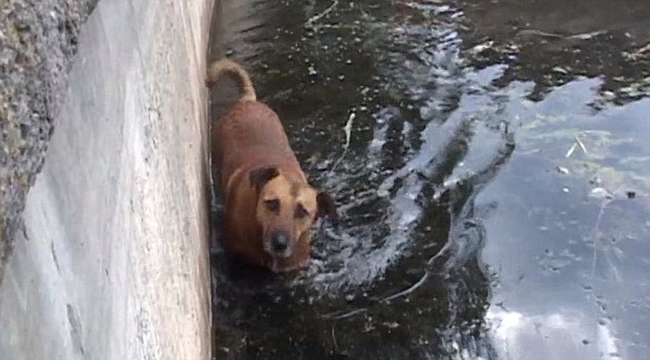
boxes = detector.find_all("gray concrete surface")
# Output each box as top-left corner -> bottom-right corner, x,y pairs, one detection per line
0,0 -> 214,359
0,0 -> 97,284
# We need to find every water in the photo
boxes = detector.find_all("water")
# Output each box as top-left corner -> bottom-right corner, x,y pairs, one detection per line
207,1 -> 650,359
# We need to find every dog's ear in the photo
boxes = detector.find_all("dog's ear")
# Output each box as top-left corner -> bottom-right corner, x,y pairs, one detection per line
249,166 -> 279,192
316,191 -> 338,220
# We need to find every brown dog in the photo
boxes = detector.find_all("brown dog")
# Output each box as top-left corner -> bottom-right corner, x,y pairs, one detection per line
206,59 -> 337,272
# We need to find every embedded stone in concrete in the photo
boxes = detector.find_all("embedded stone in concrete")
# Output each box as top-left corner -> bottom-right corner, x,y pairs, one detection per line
0,0 -> 96,283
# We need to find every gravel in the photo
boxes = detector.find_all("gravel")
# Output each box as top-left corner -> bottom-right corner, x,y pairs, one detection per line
0,0 -> 98,281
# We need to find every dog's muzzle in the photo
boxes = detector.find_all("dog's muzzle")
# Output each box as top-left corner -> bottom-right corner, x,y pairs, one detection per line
264,230 -> 293,258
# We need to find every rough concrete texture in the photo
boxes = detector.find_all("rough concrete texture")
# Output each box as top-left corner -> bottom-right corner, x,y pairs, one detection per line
0,0 -> 213,358
0,0 -> 98,279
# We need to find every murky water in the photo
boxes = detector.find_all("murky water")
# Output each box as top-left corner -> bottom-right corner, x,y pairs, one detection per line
207,1 -> 650,359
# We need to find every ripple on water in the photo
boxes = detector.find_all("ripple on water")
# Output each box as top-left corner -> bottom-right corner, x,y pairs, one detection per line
210,0 -> 650,359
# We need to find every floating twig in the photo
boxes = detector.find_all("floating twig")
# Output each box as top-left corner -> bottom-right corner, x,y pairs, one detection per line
379,272 -> 429,303
343,112 -> 355,151
566,135 -> 588,158
322,307 -> 368,320
331,326 -> 340,352
305,0 -> 339,27
567,30 -> 606,40
566,143 -> 577,158
575,135 -> 588,154
329,112 -> 356,172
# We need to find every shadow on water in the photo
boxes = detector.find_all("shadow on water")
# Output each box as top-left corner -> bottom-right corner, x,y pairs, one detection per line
208,0 -> 650,359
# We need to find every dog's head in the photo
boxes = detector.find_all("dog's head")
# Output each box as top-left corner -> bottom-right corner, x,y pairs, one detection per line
249,166 -> 337,263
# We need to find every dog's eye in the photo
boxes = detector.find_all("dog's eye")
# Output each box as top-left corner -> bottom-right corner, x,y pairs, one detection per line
294,204 -> 309,219
264,199 -> 280,212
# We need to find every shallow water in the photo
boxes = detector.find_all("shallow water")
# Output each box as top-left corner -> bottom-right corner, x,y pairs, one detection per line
208,1 -> 650,359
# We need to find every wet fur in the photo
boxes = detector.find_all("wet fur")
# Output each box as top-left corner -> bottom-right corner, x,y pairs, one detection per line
206,59 -> 336,272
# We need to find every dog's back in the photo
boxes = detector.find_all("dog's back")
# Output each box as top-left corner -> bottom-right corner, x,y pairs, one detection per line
206,59 -> 299,187
214,102 -> 299,186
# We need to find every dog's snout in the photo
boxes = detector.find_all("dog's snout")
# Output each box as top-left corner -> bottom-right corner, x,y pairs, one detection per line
270,232 -> 289,253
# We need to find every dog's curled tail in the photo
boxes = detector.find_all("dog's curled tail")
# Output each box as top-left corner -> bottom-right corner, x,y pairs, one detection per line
205,59 -> 257,102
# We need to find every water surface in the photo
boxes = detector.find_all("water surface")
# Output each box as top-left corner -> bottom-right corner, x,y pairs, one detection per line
208,1 -> 650,359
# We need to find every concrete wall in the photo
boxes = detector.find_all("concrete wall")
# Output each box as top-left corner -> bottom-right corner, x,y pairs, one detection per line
0,0 -> 96,281
0,0 -> 214,359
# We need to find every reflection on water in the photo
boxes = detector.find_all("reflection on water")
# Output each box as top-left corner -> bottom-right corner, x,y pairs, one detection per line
208,0 -> 650,359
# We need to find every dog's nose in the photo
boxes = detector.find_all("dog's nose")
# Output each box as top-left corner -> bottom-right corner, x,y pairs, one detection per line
270,232 -> 289,253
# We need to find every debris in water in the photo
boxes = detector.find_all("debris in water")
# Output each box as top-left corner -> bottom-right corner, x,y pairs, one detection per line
589,176 -> 602,186
575,136 -> 588,154
568,30 -> 606,40
328,112 -> 356,172
379,272 -> 429,303
516,29 -> 563,39
556,166 -> 569,174
307,151 -> 321,164
469,40 -> 494,55
343,112 -> 355,152
305,0 -> 339,28
566,136 -> 588,157
383,321 -> 400,329
566,143 -> 577,158
590,187 -> 613,200
377,188 -> 390,198
331,326 -> 339,351
316,161 -> 329,171
552,66 -> 569,74
624,43 -> 650,60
